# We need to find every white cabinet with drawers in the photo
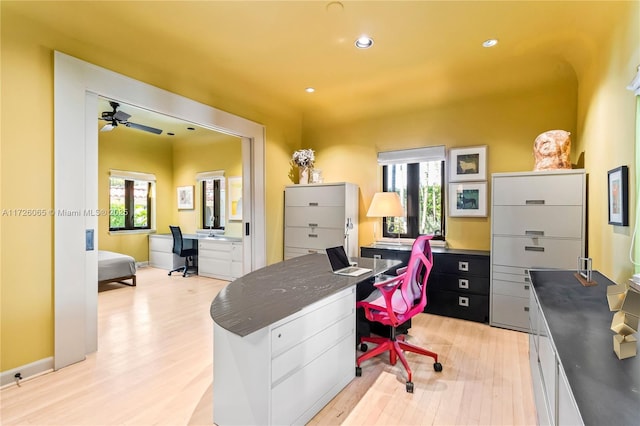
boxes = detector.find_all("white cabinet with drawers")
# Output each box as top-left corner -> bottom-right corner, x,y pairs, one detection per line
148,234 -> 182,270
490,169 -> 586,332
198,238 -> 243,281
284,183 -> 359,260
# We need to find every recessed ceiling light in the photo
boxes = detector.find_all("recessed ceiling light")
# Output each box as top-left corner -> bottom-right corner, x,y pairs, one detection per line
482,39 -> 498,48
167,132 -> 175,136
187,127 -> 195,131
305,87 -> 315,93
355,35 -> 374,49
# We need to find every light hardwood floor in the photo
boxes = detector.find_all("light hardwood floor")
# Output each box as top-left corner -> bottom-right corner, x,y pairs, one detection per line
1,267 -> 537,425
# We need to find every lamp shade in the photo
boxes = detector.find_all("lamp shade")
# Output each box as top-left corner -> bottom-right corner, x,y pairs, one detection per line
367,192 -> 405,217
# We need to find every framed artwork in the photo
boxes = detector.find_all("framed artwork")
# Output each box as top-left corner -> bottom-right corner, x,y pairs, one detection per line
228,176 -> 243,220
177,185 -> 194,210
608,166 -> 628,226
449,182 -> 488,217
449,145 -> 487,182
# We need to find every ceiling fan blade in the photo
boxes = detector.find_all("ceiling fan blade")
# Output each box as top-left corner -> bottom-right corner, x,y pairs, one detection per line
124,121 -> 163,135
113,110 -> 131,122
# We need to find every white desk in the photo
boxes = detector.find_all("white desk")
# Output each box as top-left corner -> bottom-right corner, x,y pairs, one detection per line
210,254 -> 398,425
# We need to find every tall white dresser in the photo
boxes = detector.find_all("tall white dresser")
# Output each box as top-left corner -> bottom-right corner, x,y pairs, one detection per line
490,169 -> 586,332
284,182 -> 359,260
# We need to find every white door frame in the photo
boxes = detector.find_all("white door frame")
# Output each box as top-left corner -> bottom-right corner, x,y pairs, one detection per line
54,52 -> 266,369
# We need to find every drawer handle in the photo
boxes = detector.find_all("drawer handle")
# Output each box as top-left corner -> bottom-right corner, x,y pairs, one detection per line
308,223 -> 318,227
525,230 -> 544,236
525,199 -> 545,205
308,234 -> 318,238
458,261 -> 469,271
458,279 -> 469,289
524,307 -> 530,312
308,249 -> 318,254
524,285 -> 530,290
459,296 -> 469,307
308,202 -> 319,206
524,276 -> 530,283
525,246 -> 545,252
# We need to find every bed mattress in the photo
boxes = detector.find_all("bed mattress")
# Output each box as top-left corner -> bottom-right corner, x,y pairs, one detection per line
98,250 -> 136,283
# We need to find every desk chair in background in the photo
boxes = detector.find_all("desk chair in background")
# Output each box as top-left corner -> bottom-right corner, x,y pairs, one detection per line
355,234 -> 442,393
168,225 -> 198,277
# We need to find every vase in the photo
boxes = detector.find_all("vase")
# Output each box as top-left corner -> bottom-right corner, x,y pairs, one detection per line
299,167 -> 310,184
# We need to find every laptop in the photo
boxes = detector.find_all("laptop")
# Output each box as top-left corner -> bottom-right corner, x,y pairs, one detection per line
326,246 -> 372,277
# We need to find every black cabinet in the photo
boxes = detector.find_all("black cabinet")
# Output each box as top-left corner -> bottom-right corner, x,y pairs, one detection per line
360,244 -> 490,323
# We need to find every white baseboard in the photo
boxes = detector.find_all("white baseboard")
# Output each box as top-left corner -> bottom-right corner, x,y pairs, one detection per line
136,261 -> 149,268
0,357 -> 54,388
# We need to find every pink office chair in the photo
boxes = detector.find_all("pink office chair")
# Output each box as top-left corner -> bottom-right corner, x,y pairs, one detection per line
355,235 -> 442,392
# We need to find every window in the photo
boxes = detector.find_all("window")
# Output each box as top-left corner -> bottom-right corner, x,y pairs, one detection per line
109,170 -> 155,231
379,146 -> 445,239
196,171 -> 225,230
202,178 -> 225,229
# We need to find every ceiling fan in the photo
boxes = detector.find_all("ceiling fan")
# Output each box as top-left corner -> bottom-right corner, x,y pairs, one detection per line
99,101 -> 163,135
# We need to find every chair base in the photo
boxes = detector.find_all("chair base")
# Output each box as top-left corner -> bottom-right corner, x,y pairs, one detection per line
168,256 -> 196,277
356,330 -> 442,393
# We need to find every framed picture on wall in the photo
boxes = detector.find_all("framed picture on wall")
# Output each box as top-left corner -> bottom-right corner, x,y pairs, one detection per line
449,182 -> 488,217
177,185 -> 194,210
448,145 -> 487,182
228,176 -> 243,220
608,166 -> 628,226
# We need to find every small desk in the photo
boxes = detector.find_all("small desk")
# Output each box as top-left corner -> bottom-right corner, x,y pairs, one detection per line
210,254 -> 398,425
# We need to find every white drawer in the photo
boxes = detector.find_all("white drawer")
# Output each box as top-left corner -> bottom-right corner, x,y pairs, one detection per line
199,259 -> 231,278
272,314 -> 353,385
493,173 -> 584,206
271,290 -> 354,356
284,227 -> 344,250
230,261 -> 243,279
492,236 -> 582,269
284,247 -> 325,259
149,251 -> 179,269
285,185 -> 345,207
492,264 -> 530,276
285,206 -> 345,228
493,271 -> 530,286
149,235 -> 173,252
492,277 -> 531,298
492,205 -> 583,238
230,243 -> 242,261
492,293 -> 530,330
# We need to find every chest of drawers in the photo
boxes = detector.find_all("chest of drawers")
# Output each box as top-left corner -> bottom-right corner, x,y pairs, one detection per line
284,183 -> 359,259
490,169 -> 586,332
360,245 -> 490,323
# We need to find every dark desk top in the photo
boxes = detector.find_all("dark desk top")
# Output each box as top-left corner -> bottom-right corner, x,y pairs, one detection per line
529,270 -> 640,426
363,243 -> 490,257
210,254 -> 399,337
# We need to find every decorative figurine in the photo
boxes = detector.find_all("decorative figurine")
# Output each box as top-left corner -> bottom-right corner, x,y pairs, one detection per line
533,130 -> 572,171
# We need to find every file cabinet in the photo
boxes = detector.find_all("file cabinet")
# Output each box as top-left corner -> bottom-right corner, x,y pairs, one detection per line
490,169 -> 586,332
284,182 -> 359,259
198,238 -> 243,281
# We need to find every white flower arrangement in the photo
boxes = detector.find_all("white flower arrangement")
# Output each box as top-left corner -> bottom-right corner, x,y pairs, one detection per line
292,148 -> 315,168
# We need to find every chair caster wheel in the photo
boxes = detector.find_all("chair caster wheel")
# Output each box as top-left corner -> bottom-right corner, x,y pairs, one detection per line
355,366 -> 362,377
359,343 -> 368,352
434,362 -> 443,372
406,381 -> 414,393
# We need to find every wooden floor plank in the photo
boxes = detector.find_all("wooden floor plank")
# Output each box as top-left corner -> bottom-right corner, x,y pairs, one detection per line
0,266 -> 536,425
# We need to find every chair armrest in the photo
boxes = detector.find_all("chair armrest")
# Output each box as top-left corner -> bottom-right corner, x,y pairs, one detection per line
395,266 -> 407,275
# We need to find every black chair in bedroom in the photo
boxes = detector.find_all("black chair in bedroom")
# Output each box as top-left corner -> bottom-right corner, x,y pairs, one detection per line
168,225 -> 198,277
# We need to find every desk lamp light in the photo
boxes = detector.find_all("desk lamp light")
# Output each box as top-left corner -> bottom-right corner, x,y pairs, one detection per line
367,192 -> 406,244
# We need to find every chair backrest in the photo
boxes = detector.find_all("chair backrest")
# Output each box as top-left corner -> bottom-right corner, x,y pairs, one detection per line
169,225 -> 184,256
398,235 -> 433,316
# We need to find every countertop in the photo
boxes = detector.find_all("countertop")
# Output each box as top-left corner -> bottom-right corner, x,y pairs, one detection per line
529,270 -> 640,426
210,254 -> 398,337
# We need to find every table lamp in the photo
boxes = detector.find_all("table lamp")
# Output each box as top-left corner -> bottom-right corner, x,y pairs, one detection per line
367,192 -> 406,243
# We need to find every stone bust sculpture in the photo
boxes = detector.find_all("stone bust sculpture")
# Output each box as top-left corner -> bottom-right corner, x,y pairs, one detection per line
533,130 -> 572,171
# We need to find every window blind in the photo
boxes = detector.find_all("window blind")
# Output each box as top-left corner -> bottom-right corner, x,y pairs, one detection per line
110,169 -> 156,182
377,145 -> 445,164
196,170 -> 225,181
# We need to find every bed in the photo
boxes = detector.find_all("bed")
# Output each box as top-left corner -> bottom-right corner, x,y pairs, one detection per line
98,250 -> 137,286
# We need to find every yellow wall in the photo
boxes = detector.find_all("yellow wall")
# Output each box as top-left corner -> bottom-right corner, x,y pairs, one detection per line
98,131 -> 174,261
0,8 -> 300,371
172,134 -> 243,237
574,2 -> 640,283
304,79 -> 578,250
